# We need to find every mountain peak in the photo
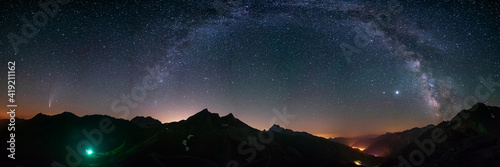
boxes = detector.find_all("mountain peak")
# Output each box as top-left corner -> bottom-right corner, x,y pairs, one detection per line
188,108 -> 219,120
131,116 -> 162,128
269,124 -> 285,132
270,124 -> 281,128
57,111 -> 78,118
223,113 -> 235,119
200,108 -> 210,113
185,109 -> 223,131
31,113 -> 49,120
469,102 -> 487,112
29,111 -> 78,122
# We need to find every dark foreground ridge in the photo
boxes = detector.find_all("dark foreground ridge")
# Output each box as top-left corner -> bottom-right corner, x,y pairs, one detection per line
1,108 -> 382,167
381,103 -> 500,167
1,103 -> 500,167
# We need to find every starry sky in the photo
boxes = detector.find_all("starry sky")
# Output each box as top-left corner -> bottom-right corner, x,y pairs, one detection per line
1,0 -> 499,138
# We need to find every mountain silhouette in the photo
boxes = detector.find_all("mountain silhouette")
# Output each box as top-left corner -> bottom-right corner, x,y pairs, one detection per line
381,103 -> 500,167
131,116 -> 162,128
362,125 -> 435,158
3,103 -> 499,167
331,125 -> 435,158
1,109 -> 382,167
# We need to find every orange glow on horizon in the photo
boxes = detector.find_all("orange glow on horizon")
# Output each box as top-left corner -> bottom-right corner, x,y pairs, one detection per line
313,134 -> 339,139
1,106 -> 438,141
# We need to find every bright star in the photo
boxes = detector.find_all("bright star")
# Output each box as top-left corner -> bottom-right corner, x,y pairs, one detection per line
395,91 -> 400,95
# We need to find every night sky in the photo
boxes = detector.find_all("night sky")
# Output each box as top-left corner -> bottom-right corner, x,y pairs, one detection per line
1,0 -> 499,138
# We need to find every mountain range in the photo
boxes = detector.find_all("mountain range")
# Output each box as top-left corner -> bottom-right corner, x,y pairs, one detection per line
330,124 -> 435,158
381,102 -> 500,167
1,103 -> 500,167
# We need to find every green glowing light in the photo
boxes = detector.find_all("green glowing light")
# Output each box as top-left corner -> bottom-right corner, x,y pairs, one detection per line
86,149 -> 93,155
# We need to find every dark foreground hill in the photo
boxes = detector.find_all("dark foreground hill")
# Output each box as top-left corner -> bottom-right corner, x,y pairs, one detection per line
381,103 -> 500,167
3,103 -> 499,167
1,109 -> 383,167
